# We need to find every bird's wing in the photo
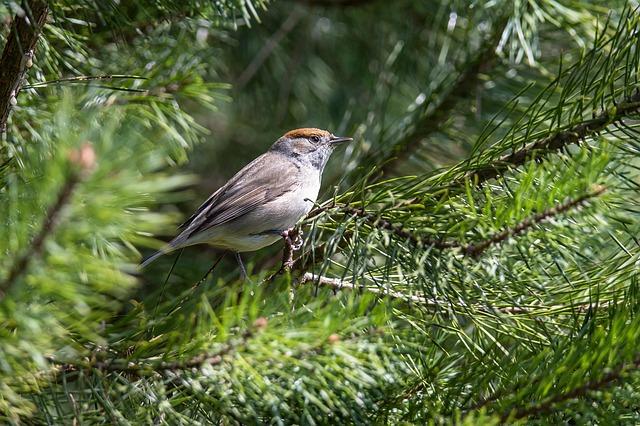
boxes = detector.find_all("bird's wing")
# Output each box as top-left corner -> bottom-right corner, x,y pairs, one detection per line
177,152 -> 300,240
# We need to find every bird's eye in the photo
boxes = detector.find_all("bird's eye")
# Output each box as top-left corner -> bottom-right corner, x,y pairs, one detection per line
310,136 -> 320,143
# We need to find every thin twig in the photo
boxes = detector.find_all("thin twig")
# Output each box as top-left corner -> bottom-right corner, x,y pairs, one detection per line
500,354 -> 640,421
148,249 -> 184,338
464,185 -> 607,257
466,91 -> 640,185
300,273 -> 428,304
300,273 -> 613,315
51,318 -> 268,378
164,253 -> 226,319
0,175 -> 79,300
22,74 -> 146,89
0,0 -> 49,136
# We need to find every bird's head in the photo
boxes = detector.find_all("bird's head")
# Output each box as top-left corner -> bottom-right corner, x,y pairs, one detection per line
270,128 -> 352,171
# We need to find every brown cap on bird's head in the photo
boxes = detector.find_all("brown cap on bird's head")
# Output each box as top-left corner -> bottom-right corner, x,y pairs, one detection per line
283,128 -> 331,140
283,128 -> 352,145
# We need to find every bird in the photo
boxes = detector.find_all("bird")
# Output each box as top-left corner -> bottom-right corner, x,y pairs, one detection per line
141,128 -> 353,275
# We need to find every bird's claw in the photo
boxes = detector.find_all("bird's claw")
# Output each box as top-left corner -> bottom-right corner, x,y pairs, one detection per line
280,228 -> 303,272
281,228 -> 303,251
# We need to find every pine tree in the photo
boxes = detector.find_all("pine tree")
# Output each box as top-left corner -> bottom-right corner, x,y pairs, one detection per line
1,0 -> 640,423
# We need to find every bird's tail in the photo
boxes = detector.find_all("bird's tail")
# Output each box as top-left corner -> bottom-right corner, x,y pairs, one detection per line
140,249 -> 168,268
140,233 -> 189,268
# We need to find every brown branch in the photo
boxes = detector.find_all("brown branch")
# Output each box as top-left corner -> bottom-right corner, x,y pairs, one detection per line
0,0 -> 49,136
264,228 -> 304,282
467,91 -> 640,186
338,205 -> 457,249
500,354 -> 640,422
309,185 -> 603,258
52,317 -> 268,378
0,144 -> 95,301
464,185 -> 606,257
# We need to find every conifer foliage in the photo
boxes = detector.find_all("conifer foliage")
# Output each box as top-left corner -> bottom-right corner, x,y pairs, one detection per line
1,0 -> 639,423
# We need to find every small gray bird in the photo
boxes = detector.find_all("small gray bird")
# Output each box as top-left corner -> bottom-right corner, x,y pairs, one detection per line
141,128 -> 352,272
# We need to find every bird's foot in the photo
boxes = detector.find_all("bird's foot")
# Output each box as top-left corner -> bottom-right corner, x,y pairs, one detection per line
282,228 -> 304,251
280,228 -> 303,272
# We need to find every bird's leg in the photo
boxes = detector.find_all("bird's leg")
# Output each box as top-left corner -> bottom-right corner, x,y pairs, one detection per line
235,252 -> 249,281
280,228 -> 303,272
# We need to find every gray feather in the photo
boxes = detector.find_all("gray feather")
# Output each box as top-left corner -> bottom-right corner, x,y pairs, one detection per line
175,151 -> 300,244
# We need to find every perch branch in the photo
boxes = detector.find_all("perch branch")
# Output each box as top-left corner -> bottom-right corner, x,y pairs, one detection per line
300,273 -> 614,315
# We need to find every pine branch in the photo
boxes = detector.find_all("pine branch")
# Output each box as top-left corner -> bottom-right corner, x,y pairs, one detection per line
52,317 -> 267,378
0,145 -> 95,301
465,91 -> 640,186
500,354 -> 640,422
378,27 -> 504,176
300,273 -> 613,314
463,185 -> 606,257
0,0 -> 48,136
309,186 -> 604,257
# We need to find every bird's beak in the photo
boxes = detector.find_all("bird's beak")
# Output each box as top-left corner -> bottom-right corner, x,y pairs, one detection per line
329,135 -> 353,145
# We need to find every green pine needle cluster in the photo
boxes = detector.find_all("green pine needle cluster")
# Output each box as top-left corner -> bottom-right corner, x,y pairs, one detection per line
1,0 -> 640,423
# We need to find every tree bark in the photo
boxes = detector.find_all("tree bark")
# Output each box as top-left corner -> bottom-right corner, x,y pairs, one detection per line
0,0 -> 49,135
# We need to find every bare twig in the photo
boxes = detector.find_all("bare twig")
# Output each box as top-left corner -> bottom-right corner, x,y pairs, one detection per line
0,0 -> 49,136
300,272 -> 429,304
300,273 -> 613,315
